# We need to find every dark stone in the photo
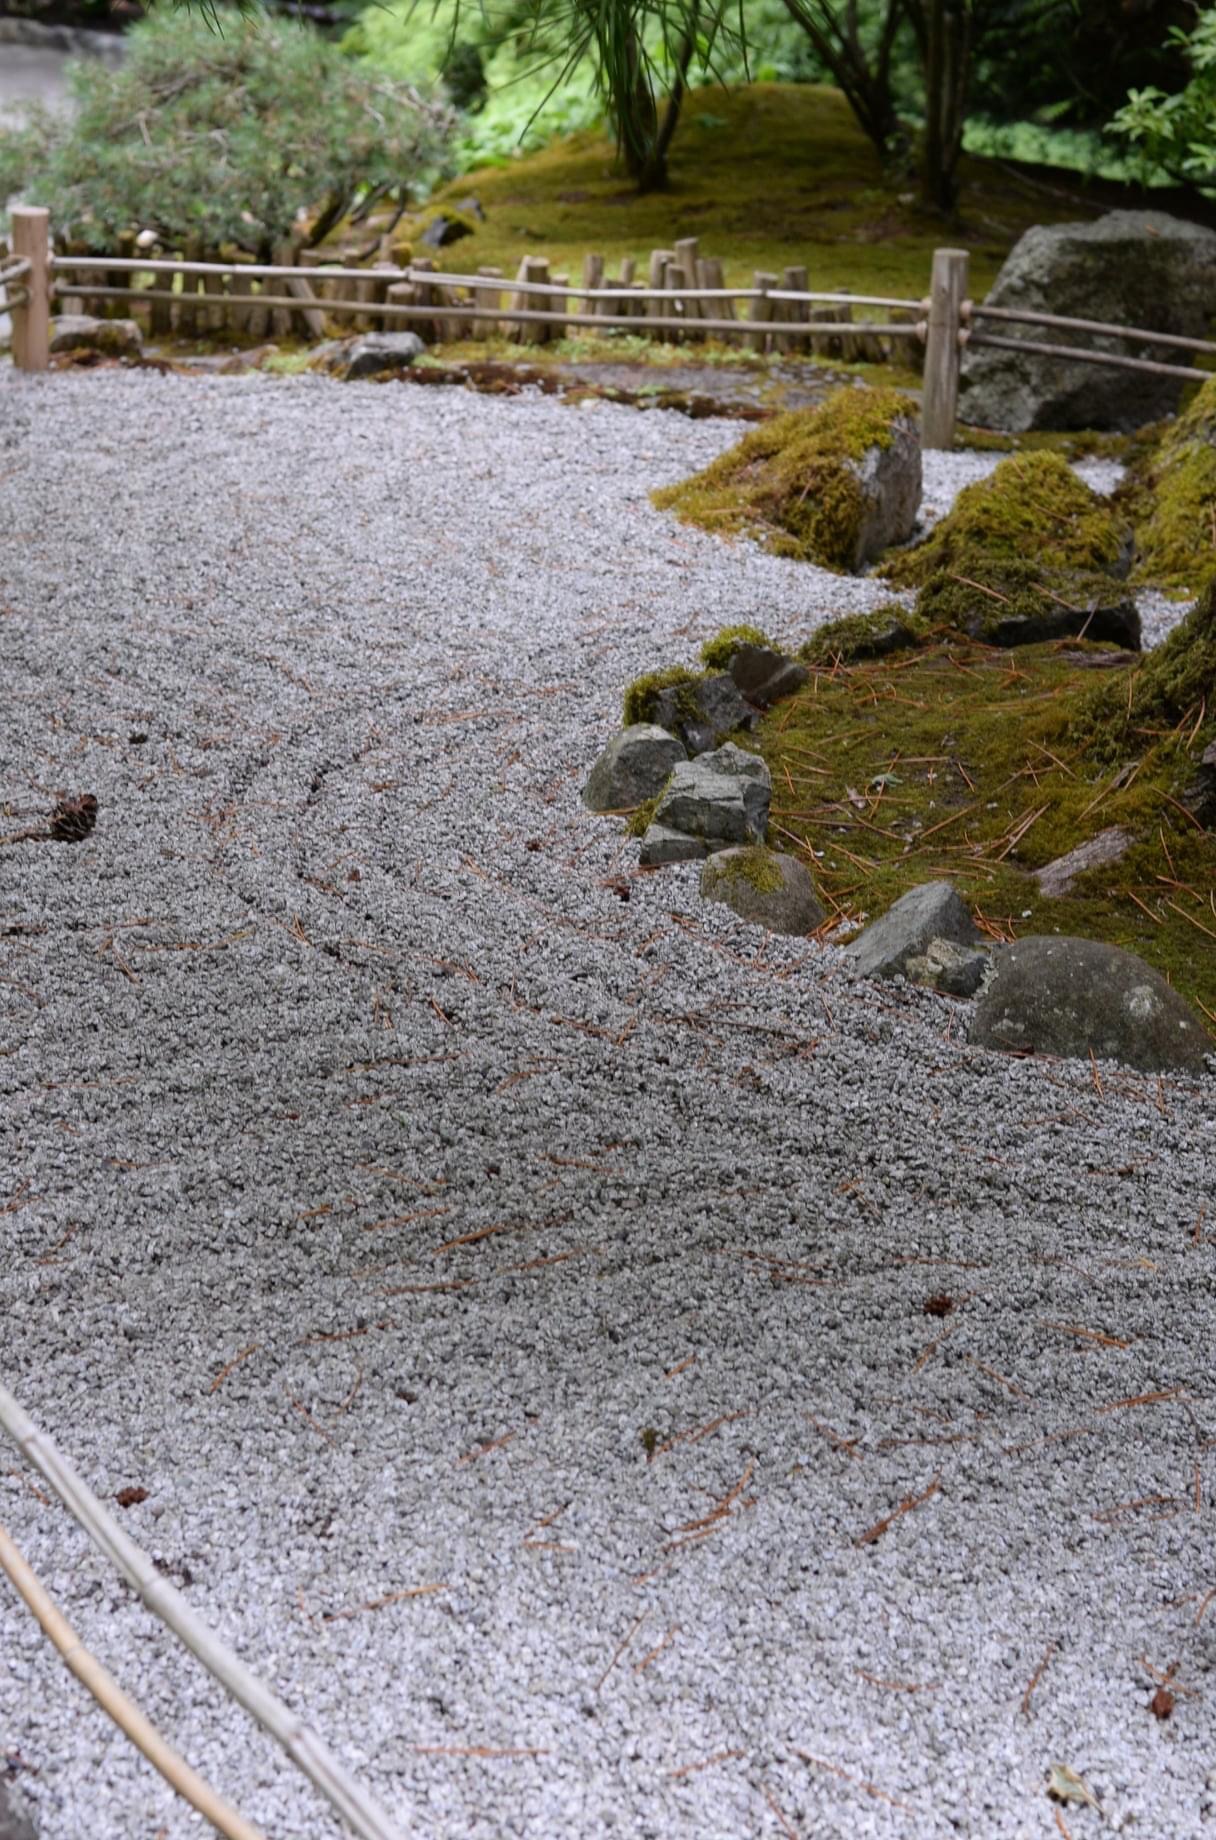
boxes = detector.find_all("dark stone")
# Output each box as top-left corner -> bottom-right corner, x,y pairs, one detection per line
582,725 -> 686,812
453,196 -> 486,222
848,412 -> 923,570
960,211 -> 1216,432
49,314 -> 141,358
1183,740 -> 1216,828
640,743 -> 771,864
844,881 -> 981,980
902,936 -> 992,997
650,673 -> 755,756
339,332 -> 425,379
969,934 -> 1211,1074
963,588 -> 1141,651
419,215 -> 475,248
728,644 -> 809,708
701,847 -> 825,935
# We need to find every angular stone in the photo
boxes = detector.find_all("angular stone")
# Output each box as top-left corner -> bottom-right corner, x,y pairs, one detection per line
844,881 -> 981,980
340,332 -> 426,379
903,936 -> 991,998
652,742 -> 771,849
1035,826 -> 1133,899
650,673 -> 754,755
970,934 -> 1211,1074
960,210 -> 1216,432
49,313 -> 141,358
964,588 -> 1141,651
701,846 -> 825,935
849,413 -> 922,568
582,725 -> 686,813
638,823 -> 709,866
1183,740 -> 1216,828
728,644 -> 809,709
419,214 -> 475,248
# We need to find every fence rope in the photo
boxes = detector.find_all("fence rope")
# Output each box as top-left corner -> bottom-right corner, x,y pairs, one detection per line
0,1519 -> 266,1840
0,1383 -> 410,1840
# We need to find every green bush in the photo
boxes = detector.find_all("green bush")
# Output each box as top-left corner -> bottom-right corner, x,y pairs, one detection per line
1109,9 -> 1216,196
0,7 -> 456,255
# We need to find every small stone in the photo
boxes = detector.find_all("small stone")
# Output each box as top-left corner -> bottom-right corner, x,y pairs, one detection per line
1035,826 -> 1133,898
339,332 -> 425,379
652,742 -> 771,849
649,673 -> 754,756
844,881 -> 980,980
49,314 -> 142,358
582,725 -> 686,813
903,935 -> 991,997
419,215 -> 475,248
701,846 -> 825,935
970,934 -> 1211,1074
728,644 -> 809,708
638,823 -> 709,866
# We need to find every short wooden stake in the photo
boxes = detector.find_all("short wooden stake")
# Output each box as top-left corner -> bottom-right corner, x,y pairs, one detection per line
475,265 -> 503,338
581,251 -> 604,322
646,249 -> 672,335
665,262 -> 686,344
550,271 -> 568,337
748,270 -> 776,354
674,237 -> 700,337
922,246 -> 969,449
10,206 -> 50,372
778,265 -> 808,354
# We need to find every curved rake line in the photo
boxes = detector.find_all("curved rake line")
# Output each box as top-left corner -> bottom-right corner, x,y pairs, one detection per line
0,1383 -> 408,1840
0,1518 -> 266,1840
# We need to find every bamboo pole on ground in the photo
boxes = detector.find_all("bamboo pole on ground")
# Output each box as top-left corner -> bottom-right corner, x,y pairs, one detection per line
0,1521 -> 266,1840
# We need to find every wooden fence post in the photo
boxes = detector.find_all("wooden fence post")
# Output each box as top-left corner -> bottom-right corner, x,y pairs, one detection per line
11,206 -> 50,373
748,271 -> 776,354
922,247 -> 969,449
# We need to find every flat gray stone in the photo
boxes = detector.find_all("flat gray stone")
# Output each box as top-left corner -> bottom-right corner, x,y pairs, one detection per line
728,644 -> 809,708
970,934 -> 1211,1074
652,742 -> 770,849
49,313 -> 141,357
1035,826 -> 1133,899
650,672 -> 754,756
341,332 -> 426,379
844,881 -> 980,980
850,413 -> 922,569
903,936 -> 991,998
700,847 -> 825,935
582,725 -> 685,813
637,822 -> 708,866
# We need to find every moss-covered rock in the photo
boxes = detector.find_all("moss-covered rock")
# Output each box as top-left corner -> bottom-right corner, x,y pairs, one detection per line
1128,375 -> 1216,594
1072,573 -> 1216,769
623,666 -> 700,727
652,386 -> 921,573
882,451 -> 1131,588
800,605 -> 930,666
700,845 -> 825,935
700,624 -> 772,670
914,558 -> 1141,650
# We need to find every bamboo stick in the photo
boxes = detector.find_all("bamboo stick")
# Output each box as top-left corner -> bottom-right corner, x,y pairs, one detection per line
0,1384 -> 409,1840
967,330 -> 1201,383
972,302 -> 1216,356
0,1521 -> 266,1840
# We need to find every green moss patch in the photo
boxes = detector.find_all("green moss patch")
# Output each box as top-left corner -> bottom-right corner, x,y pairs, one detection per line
1127,376 -> 1216,595
1070,575 -> 1216,768
912,557 -> 1137,646
755,624 -> 1216,1023
882,452 -> 1131,589
709,844 -> 786,894
700,624 -> 772,669
799,605 -> 930,666
652,386 -> 917,570
623,665 -> 701,726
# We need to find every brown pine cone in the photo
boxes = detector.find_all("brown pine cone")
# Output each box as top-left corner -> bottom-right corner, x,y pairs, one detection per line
49,794 -> 98,842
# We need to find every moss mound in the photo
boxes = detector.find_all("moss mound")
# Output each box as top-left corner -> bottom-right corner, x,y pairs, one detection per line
1128,376 -> 1216,594
800,605 -> 930,666
652,386 -> 918,571
1071,575 -> 1216,767
623,665 -> 701,726
882,451 -> 1131,589
700,624 -> 772,669
709,844 -> 786,894
913,557 -> 1137,645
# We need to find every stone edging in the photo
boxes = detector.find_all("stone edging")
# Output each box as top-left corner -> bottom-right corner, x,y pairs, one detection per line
0,16 -> 125,58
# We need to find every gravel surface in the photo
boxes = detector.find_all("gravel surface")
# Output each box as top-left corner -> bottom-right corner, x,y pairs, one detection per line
1,369 -> 1213,1840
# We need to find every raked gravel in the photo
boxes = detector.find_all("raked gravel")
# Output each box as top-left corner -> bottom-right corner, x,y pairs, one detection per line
1,369 -> 1213,1840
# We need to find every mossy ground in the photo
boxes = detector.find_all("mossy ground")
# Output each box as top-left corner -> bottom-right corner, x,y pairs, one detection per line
652,386 -> 917,568
1123,377 -> 1216,595
756,633 -> 1216,1024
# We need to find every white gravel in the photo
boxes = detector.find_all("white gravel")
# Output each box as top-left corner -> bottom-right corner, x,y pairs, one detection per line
1,369 -> 1213,1840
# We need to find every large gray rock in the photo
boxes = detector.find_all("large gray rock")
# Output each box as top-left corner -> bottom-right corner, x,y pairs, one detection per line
582,725 -> 686,813
49,313 -> 141,358
640,742 -> 770,863
701,846 -> 824,935
314,331 -> 425,380
844,881 -> 981,980
848,412 -> 922,569
728,644 -> 809,708
649,673 -> 754,756
960,211 -> 1216,432
970,935 -> 1211,1074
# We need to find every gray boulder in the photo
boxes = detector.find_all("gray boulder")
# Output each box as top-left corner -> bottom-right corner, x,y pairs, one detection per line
728,644 -> 809,708
701,846 -> 825,935
649,673 -> 754,756
582,725 -> 686,813
640,743 -> 770,864
849,412 -> 923,569
970,935 -> 1211,1074
315,332 -> 425,380
0,1783 -> 37,1840
903,936 -> 991,998
844,881 -> 981,980
49,313 -> 141,358
960,211 -> 1216,432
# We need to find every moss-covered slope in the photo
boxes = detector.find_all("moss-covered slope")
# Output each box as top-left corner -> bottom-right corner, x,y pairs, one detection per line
1127,375 -> 1216,595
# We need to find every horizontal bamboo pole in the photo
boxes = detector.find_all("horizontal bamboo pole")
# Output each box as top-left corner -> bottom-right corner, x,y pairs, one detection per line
0,1384 -> 409,1840
68,284 -> 924,341
766,287 -> 927,310
0,1521 -> 265,1840
967,330 -> 1201,383
972,301 -> 1216,357
51,255 -> 402,284
0,257 -> 32,284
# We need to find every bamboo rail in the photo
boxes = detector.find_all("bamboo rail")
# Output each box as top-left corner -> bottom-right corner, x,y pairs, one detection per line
0,1383 -> 410,1840
967,330 -> 1203,384
972,300 -> 1216,358
0,1520 -> 266,1840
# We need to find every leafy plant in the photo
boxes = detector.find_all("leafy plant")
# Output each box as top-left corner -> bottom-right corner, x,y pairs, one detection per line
0,7 -> 456,254
1109,7 -> 1216,195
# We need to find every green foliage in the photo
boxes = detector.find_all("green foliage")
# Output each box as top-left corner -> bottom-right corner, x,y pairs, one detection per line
0,7 -> 455,253
653,386 -> 918,571
882,452 -> 1130,588
1109,7 -> 1216,194
699,623 -> 772,667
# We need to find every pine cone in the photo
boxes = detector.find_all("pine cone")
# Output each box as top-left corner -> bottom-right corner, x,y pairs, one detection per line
49,794 -> 98,843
